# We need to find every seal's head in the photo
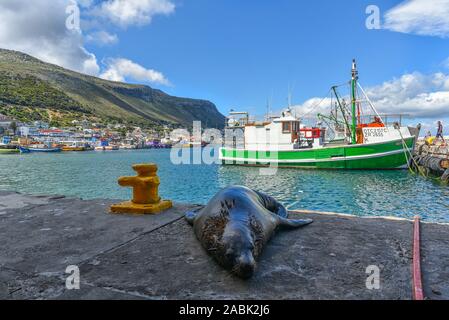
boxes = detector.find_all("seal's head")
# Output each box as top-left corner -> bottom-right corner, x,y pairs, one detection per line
198,198 -> 265,279
220,222 -> 256,279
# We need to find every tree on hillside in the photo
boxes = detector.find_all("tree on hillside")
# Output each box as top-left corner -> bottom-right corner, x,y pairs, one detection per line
9,121 -> 17,134
118,127 -> 127,138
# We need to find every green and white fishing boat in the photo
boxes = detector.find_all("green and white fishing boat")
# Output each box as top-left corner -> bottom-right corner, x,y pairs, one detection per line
0,136 -> 19,154
219,60 -> 420,169
0,144 -> 19,154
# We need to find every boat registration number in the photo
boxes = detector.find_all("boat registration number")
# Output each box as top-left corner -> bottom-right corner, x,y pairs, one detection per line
363,128 -> 388,138
362,128 -> 391,143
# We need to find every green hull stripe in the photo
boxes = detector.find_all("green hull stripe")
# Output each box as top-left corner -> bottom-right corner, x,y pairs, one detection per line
219,137 -> 416,169
221,148 -> 405,163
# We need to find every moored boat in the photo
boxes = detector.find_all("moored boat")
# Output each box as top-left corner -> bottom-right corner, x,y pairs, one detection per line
19,145 -> 62,153
119,144 -> 136,150
95,138 -> 119,151
0,137 -> 18,154
61,141 -> 93,151
146,140 -> 172,149
94,145 -> 119,151
219,60 -> 420,169
0,144 -> 19,154
62,146 -> 86,151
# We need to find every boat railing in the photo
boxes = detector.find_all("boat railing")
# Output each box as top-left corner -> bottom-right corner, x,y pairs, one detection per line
358,114 -> 412,126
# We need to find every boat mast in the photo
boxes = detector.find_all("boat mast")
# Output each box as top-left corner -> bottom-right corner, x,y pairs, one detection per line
351,59 -> 358,144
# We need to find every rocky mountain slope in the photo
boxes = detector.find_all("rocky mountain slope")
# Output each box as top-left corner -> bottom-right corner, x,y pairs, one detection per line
0,49 -> 224,128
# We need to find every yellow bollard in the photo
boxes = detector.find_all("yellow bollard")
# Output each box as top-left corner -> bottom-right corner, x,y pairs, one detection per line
110,163 -> 173,214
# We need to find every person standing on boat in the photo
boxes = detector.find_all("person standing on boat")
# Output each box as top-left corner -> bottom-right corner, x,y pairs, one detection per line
436,121 -> 445,144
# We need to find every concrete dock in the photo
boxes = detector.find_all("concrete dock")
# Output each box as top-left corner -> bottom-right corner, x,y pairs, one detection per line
0,190 -> 448,300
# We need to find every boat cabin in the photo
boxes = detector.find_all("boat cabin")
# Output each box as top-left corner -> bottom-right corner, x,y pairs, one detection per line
225,109 -> 325,151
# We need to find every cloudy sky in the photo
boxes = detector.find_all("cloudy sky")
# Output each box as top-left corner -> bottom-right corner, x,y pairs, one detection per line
0,0 -> 448,133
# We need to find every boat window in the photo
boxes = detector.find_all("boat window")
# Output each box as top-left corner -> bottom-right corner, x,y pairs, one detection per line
282,122 -> 291,133
292,121 -> 299,132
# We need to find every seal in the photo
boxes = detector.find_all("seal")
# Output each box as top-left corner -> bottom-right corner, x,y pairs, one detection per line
185,185 -> 313,278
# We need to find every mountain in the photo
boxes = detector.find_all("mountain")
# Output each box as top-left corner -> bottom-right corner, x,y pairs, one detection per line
0,49 -> 225,128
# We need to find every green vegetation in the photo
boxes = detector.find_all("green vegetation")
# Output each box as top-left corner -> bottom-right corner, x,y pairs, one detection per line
0,48 -> 225,129
0,105 -> 45,122
0,72 -> 86,112
0,105 -> 97,127
9,121 -> 17,133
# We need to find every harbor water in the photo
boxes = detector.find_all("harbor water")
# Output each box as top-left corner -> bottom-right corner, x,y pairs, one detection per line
1,149 -> 448,222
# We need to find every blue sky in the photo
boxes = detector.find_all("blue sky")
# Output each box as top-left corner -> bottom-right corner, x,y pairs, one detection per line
1,0 -> 449,133
89,0 -> 447,110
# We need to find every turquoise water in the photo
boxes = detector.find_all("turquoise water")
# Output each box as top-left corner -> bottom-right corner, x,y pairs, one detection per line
1,149 -> 448,222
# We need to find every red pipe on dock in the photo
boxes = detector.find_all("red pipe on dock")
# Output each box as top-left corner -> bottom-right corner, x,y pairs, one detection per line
413,215 -> 424,300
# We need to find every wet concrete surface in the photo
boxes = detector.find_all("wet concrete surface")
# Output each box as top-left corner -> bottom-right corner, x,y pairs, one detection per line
0,191 -> 447,300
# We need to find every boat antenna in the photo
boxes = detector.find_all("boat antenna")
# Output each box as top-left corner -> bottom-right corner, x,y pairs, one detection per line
286,83 -> 297,118
351,59 -> 358,144
287,82 -> 296,110
293,89 -> 298,119
265,92 -> 274,121
265,97 -> 270,121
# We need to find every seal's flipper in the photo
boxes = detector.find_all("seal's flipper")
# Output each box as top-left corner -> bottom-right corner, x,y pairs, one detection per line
185,208 -> 202,225
254,190 -> 288,218
275,204 -> 288,218
278,216 -> 313,229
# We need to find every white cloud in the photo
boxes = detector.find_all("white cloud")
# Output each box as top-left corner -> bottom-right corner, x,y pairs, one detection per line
0,0 -> 173,86
86,31 -> 118,46
0,0 -> 100,75
293,72 -> 449,119
383,0 -> 449,38
364,72 -> 449,117
95,0 -> 175,27
292,97 -> 333,119
100,58 -> 170,85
